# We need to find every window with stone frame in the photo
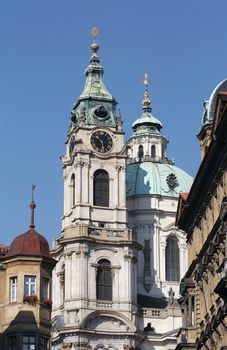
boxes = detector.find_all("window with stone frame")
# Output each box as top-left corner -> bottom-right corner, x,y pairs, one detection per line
71,173 -> 76,206
165,236 -> 180,282
96,259 -> 112,301
10,276 -> 18,303
93,169 -> 109,207
24,275 -> 36,296
42,278 -> 49,300
22,335 -> 36,350
138,145 -> 144,161
151,145 -> 156,158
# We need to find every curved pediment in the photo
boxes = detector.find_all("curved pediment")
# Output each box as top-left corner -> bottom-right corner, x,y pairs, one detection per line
82,311 -> 136,333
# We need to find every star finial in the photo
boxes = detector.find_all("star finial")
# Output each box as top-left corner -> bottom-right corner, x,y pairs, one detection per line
91,27 -> 100,53
142,73 -> 151,111
144,73 -> 150,88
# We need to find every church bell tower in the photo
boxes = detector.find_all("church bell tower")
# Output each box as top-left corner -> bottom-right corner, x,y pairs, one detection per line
51,29 -> 140,350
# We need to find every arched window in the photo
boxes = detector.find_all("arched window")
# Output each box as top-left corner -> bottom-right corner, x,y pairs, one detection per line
161,146 -> 165,158
93,170 -> 109,207
151,145 -> 156,158
165,237 -> 180,281
96,259 -> 112,301
138,145 -> 144,161
71,174 -> 75,206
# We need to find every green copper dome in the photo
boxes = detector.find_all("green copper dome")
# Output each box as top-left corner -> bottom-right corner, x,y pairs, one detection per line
132,112 -> 162,131
126,162 -> 193,198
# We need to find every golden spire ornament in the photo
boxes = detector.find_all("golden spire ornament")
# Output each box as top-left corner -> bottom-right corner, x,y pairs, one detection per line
144,73 -> 149,87
91,27 -> 100,52
142,73 -> 151,109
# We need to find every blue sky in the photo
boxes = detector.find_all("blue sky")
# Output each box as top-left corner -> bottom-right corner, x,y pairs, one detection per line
0,0 -> 226,246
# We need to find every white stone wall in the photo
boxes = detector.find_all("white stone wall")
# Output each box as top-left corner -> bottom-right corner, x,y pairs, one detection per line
127,195 -> 188,299
128,134 -> 168,162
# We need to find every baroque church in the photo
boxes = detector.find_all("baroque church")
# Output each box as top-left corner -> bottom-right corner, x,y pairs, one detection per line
51,30 -> 193,350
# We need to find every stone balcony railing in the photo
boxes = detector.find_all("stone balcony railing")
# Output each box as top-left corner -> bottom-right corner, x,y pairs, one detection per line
60,224 -> 135,242
88,226 -> 133,241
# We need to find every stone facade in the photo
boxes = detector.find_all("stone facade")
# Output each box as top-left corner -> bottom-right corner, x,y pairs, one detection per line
0,204 -> 56,349
176,85 -> 227,349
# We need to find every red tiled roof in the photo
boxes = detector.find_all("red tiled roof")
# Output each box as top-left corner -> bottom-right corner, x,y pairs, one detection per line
180,192 -> 189,201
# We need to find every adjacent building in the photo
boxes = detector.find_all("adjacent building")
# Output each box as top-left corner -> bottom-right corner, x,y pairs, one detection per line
0,201 -> 56,349
176,80 -> 227,349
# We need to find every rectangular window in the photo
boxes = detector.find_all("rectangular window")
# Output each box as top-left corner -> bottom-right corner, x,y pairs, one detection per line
10,277 -> 18,302
41,337 -> 49,350
22,335 -> 36,350
8,335 -> 17,350
24,276 -> 36,296
42,278 -> 49,300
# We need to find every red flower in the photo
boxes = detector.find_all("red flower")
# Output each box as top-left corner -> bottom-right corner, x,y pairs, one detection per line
23,294 -> 38,306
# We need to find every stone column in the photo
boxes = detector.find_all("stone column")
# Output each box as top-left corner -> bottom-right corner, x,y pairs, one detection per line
119,166 -> 126,208
82,163 -> 90,204
65,252 -> 72,299
75,161 -> 82,204
63,169 -> 70,214
188,290 -> 193,326
180,243 -> 188,278
71,250 -> 81,299
80,244 -> 89,301
114,165 -> 119,207
160,242 -> 166,282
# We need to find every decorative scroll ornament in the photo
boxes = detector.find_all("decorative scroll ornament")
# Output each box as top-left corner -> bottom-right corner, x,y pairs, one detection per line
166,173 -> 178,190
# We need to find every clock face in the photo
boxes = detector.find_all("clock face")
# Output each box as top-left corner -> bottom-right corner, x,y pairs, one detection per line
90,130 -> 113,153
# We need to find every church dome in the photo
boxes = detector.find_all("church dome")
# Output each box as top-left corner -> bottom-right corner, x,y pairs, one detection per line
5,200 -> 52,259
126,162 -> 193,198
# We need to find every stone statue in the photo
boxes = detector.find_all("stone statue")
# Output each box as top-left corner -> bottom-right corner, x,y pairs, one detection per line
168,287 -> 175,304
144,322 -> 155,332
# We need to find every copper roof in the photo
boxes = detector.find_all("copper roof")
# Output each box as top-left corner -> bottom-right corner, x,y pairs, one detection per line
5,228 -> 52,259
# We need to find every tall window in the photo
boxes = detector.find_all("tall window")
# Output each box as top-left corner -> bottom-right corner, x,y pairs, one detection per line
22,335 -> 36,350
96,259 -> 112,301
151,145 -> 156,158
24,276 -> 36,296
8,336 -> 17,350
138,145 -> 144,161
165,237 -> 180,281
42,278 -> 49,300
10,276 -> 18,302
71,174 -> 75,206
93,170 -> 109,207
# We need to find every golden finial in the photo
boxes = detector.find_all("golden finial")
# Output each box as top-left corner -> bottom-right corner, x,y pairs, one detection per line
142,73 -> 151,109
144,73 -> 149,88
91,27 -> 100,52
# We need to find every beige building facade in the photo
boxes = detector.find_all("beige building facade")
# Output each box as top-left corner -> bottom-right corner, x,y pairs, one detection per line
176,80 -> 227,350
0,201 -> 56,350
